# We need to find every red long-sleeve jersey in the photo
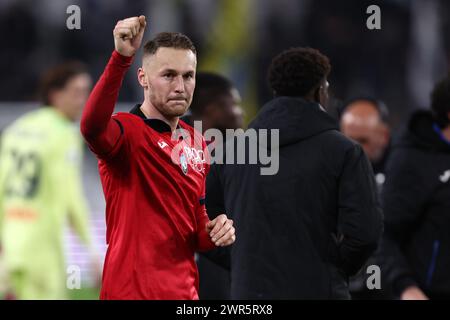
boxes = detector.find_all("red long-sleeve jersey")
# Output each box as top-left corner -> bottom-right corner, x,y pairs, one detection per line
81,51 -> 215,300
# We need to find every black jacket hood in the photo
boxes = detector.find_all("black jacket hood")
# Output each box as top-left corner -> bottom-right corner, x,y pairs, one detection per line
249,96 -> 338,147
396,110 -> 450,153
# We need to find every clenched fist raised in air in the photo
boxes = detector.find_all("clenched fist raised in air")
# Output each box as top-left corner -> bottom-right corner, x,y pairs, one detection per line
113,15 -> 146,57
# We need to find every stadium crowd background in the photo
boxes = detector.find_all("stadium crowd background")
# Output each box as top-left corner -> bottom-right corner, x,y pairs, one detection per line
0,0 -> 449,299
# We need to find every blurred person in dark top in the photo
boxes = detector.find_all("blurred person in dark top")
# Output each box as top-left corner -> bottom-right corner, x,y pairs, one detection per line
183,72 -> 244,300
340,97 -> 391,190
339,97 -> 392,299
379,74 -> 450,300
206,47 -> 383,299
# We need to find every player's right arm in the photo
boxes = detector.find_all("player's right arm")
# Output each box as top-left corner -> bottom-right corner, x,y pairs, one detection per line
80,16 -> 146,156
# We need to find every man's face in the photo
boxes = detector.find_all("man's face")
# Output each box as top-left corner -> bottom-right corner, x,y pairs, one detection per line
210,88 -> 244,131
53,73 -> 92,121
140,47 -> 196,119
340,101 -> 389,163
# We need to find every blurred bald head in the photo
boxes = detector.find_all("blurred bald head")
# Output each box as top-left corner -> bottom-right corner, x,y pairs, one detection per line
340,99 -> 390,163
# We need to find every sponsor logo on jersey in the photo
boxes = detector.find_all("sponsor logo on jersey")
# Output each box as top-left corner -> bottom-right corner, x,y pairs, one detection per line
180,153 -> 188,175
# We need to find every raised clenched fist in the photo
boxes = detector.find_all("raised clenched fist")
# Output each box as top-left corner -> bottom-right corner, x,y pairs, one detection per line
113,15 -> 146,57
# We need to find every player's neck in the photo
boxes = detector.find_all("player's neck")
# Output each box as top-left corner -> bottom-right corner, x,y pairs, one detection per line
140,100 -> 179,132
52,105 -> 74,122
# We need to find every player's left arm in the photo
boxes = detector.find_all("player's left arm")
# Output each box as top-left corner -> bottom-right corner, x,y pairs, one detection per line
195,205 -> 235,251
195,181 -> 235,251
194,140 -> 235,251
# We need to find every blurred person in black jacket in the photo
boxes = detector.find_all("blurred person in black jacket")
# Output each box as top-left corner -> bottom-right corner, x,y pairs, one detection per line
206,48 -> 383,299
182,72 -> 243,300
379,74 -> 450,300
340,97 -> 391,189
339,97 -> 392,299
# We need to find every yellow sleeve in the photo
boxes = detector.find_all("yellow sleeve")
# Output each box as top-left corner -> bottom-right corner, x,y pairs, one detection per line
0,135 -> 6,244
64,135 -> 92,247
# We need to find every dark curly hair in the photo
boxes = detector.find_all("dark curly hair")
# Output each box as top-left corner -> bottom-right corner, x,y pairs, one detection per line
431,74 -> 450,128
268,47 -> 331,97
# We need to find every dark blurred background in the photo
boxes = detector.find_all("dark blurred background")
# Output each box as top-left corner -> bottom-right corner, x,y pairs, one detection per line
1,0 -> 449,126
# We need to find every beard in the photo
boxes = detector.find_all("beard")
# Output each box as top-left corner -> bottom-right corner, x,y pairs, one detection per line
164,99 -> 190,117
150,95 -> 191,118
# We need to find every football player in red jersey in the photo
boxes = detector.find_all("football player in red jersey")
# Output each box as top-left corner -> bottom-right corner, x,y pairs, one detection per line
80,16 -> 235,300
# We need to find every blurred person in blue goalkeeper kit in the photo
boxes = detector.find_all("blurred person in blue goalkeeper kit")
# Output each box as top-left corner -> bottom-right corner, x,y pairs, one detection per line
182,72 -> 244,300
206,47 -> 383,299
0,62 -> 99,299
339,97 -> 392,299
379,74 -> 450,300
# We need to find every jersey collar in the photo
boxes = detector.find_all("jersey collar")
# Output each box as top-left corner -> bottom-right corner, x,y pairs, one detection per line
129,104 -> 179,133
